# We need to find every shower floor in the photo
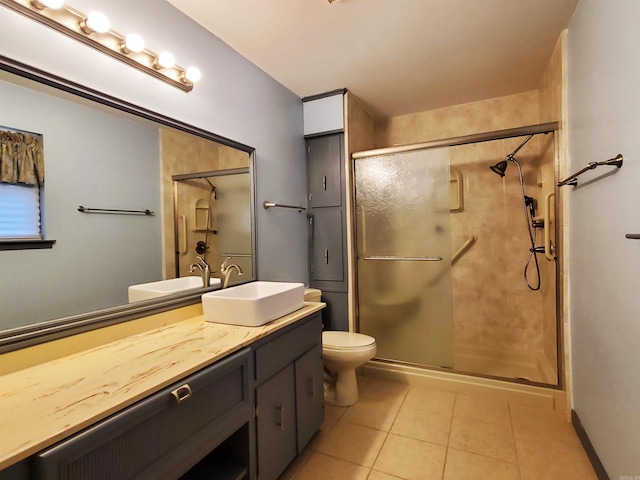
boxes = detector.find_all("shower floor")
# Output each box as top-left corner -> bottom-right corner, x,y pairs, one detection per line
453,344 -> 557,384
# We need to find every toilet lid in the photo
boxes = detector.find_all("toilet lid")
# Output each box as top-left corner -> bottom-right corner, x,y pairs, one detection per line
323,331 -> 376,349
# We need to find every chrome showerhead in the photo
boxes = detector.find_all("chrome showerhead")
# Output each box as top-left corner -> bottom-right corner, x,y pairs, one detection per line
489,159 -> 508,177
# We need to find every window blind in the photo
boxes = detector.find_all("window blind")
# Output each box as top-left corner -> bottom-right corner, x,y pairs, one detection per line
0,183 -> 42,239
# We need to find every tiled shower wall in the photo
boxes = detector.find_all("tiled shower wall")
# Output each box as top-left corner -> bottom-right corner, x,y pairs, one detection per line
374,55 -> 563,380
160,129 -> 249,279
347,33 -> 565,383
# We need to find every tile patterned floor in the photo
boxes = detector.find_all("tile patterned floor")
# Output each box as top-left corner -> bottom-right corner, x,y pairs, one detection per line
280,377 -> 597,480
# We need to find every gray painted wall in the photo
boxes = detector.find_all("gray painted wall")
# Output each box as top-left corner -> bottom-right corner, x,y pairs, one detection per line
0,0 -> 308,326
568,1 -> 640,477
0,79 -> 162,328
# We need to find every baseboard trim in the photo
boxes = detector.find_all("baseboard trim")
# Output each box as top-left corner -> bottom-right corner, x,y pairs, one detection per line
571,409 -> 609,480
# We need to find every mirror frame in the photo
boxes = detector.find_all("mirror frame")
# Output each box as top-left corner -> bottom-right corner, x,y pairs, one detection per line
0,55 -> 258,354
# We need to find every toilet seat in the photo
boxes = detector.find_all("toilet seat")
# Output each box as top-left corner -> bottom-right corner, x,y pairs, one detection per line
323,331 -> 376,350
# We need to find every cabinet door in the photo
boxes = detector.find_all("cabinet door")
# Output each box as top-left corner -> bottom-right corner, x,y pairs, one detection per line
256,365 -> 296,480
310,208 -> 344,282
295,345 -> 324,452
307,134 -> 343,208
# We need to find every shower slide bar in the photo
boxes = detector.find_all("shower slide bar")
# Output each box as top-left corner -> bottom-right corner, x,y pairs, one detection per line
364,256 -> 443,261
557,154 -> 623,187
77,206 -> 154,215
263,201 -> 307,212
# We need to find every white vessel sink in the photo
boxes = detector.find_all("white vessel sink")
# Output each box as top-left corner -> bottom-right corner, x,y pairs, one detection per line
128,276 -> 221,303
202,281 -> 305,326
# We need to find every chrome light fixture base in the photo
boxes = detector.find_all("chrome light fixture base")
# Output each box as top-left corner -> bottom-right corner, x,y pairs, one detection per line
1,0 -> 197,92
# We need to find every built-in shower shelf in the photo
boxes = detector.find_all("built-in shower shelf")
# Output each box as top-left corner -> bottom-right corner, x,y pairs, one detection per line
450,166 -> 463,212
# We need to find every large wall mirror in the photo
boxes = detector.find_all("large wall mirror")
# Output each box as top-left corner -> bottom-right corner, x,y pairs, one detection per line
0,58 -> 256,349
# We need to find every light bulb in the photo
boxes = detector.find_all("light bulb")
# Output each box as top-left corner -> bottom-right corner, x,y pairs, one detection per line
155,52 -> 175,69
183,67 -> 201,83
31,0 -> 64,9
80,12 -> 110,34
121,34 -> 145,54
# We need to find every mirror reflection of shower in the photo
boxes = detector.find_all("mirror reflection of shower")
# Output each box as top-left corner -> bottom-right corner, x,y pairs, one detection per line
172,168 -> 253,283
489,134 -> 544,291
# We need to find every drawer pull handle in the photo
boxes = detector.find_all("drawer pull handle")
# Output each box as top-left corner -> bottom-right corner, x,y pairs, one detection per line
322,175 -> 327,191
171,384 -> 192,404
276,404 -> 284,430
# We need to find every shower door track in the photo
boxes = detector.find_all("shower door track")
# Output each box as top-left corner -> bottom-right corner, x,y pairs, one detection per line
352,122 -> 558,159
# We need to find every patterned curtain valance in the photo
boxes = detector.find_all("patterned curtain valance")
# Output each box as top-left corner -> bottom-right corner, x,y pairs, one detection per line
0,128 -> 44,186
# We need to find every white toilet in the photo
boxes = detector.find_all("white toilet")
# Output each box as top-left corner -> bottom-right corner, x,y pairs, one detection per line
322,331 -> 377,406
304,288 -> 377,407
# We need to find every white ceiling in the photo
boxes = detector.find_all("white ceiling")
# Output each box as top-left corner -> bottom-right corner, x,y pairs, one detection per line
168,0 -> 578,119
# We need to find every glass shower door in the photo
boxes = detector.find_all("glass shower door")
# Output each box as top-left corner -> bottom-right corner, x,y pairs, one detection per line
355,147 -> 454,368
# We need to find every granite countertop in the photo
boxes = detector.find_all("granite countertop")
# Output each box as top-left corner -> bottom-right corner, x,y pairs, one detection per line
0,302 -> 324,470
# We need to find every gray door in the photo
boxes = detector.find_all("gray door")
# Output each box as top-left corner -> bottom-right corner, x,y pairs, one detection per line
256,365 -> 296,480
307,134 -> 343,208
310,208 -> 344,282
295,345 -> 324,452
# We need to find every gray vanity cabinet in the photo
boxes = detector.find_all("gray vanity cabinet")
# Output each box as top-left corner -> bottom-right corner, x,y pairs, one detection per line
253,314 -> 324,480
1,313 -> 325,480
32,349 -> 252,480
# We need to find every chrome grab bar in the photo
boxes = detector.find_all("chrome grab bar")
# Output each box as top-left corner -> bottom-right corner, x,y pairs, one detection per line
263,201 -> 306,212
364,256 -> 442,261
77,206 -> 154,215
557,154 -> 623,187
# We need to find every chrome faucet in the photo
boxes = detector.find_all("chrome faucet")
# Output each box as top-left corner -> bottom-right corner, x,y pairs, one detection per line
220,257 -> 243,289
189,256 -> 211,288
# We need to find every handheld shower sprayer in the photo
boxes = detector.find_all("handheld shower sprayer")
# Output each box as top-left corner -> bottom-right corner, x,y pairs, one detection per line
488,134 -> 542,291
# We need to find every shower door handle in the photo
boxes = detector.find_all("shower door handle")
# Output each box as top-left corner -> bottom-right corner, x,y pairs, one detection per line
364,256 -> 443,261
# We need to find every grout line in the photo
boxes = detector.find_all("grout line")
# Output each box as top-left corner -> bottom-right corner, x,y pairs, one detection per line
440,393 -> 459,479
367,382 -> 410,477
508,401 -> 524,479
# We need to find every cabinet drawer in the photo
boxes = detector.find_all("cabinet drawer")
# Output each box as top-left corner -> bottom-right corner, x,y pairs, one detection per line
33,348 -> 251,480
254,314 -> 322,385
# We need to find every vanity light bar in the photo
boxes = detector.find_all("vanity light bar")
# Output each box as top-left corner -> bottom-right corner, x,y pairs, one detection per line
0,0 -> 201,92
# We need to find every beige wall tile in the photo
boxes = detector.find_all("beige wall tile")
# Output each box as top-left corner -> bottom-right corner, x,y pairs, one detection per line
363,44 -> 567,383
